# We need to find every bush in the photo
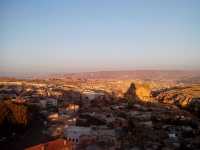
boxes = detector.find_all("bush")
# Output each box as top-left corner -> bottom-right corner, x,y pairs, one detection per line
0,100 -> 30,137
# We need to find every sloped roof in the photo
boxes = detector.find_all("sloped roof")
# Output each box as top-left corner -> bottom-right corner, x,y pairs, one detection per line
25,139 -> 72,150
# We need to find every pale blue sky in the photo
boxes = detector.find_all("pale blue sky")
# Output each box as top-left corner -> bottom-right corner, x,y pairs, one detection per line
0,0 -> 200,75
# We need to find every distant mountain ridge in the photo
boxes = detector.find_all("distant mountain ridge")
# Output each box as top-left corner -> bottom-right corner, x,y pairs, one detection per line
60,70 -> 200,83
1,70 -> 200,84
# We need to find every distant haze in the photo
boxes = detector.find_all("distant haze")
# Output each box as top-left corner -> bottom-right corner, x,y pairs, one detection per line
0,0 -> 200,76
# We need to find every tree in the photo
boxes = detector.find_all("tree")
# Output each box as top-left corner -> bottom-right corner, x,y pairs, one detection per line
127,98 -> 134,109
0,99 -> 33,138
0,102 -> 9,124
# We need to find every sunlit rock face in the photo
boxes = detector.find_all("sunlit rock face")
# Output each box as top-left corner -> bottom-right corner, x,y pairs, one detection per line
123,82 -> 152,102
151,85 -> 200,115
136,85 -> 151,101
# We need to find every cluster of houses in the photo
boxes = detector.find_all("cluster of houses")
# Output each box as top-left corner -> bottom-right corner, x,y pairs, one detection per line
2,80 -> 200,150
64,126 -> 119,149
0,82 -> 127,149
59,90 -> 130,149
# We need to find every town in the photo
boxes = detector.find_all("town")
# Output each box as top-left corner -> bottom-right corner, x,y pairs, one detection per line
0,77 -> 200,150
1,0 -> 200,149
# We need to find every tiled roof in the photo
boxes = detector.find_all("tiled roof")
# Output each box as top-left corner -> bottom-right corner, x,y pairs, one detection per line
25,139 -> 73,150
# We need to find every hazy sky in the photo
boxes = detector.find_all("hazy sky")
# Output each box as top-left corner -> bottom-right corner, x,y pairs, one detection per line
0,0 -> 200,75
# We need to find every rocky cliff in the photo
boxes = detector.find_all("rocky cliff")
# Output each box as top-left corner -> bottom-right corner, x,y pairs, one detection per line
152,85 -> 200,116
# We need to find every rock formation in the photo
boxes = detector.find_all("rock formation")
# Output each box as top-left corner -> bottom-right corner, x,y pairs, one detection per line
124,83 -> 138,101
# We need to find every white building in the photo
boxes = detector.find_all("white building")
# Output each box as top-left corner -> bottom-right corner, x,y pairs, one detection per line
39,98 -> 58,109
39,99 -> 47,109
64,126 -> 94,144
64,126 -> 118,147
82,91 -> 104,101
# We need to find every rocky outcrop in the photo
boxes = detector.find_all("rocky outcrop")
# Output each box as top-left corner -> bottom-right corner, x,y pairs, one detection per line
152,85 -> 200,116
124,83 -> 138,101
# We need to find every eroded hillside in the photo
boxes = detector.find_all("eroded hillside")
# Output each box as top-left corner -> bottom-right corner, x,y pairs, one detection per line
151,84 -> 200,115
